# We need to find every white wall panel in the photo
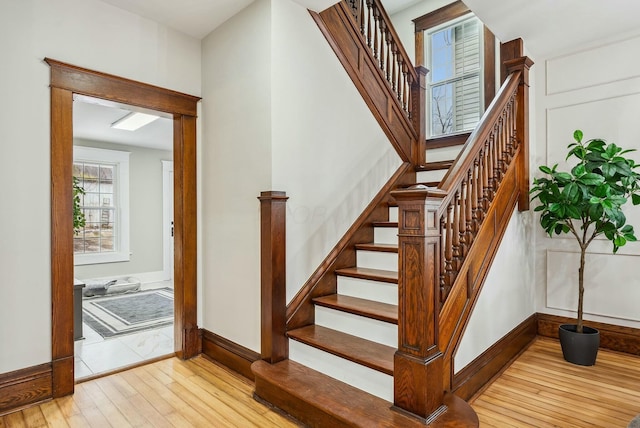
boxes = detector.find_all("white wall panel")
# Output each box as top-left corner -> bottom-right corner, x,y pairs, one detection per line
546,35 -> 640,95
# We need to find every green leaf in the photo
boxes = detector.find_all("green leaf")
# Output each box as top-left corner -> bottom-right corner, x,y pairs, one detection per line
579,173 -> 605,186
573,130 -> 583,143
539,165 -> 553,174
614,235 -> 627,247
632,193 -> 640,205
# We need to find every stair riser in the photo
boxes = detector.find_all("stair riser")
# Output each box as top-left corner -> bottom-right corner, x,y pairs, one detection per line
416,169 -> 447,183
315,306 -> 397,347
426,145 -> 463,162
356,250 -> 397,271
289,340 -> 394,402
373,227 -> 397,245
337,276 -> 398,305
388,206 -> 398,222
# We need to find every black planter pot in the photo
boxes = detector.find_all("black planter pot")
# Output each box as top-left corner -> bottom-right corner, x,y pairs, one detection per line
558,324 -> 600,366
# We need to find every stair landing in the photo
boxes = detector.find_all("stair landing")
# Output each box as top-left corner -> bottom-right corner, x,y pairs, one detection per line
253,359 -> 478,427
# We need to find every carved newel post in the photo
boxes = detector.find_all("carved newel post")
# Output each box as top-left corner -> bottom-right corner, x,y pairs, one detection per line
258,191 -> 289,363
390,186 -> 447,423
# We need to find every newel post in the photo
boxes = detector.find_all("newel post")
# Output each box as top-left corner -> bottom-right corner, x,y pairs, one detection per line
411,66 -> 428,166
258,191 -> 289,363
390,186 -> 448,423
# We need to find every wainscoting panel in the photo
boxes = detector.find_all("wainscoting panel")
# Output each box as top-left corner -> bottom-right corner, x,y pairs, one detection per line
546,250 -> 640,323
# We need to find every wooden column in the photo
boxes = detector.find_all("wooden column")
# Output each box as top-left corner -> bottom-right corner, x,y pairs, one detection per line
504,55 -> 534,212
391,186 -> 447,423
411,66 -> 428,166
259,191 -> 289,363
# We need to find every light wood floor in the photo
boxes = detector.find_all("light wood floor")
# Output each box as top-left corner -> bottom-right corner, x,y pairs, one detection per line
470,337 -> 640,427
0,356 -> 300,428
2,337 -> 639,427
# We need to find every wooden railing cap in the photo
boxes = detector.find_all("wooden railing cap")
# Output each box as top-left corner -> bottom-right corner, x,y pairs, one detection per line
504,56 -> 534,73
391,185 -> 447,201
258,191 -> 289,201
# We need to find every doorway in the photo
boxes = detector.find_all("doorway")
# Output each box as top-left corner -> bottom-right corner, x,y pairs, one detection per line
47,58 -> 200,397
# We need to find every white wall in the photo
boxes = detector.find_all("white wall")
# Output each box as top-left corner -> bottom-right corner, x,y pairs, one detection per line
455,211 -> 535,371
200,0 -> 273,353
533,34 -> 640,330
73,139 -> 172,281
0,0 -> 200,374
201,0 -> 400,352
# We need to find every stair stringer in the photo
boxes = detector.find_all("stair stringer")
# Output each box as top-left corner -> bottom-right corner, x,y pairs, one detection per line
437,147 -> 523,393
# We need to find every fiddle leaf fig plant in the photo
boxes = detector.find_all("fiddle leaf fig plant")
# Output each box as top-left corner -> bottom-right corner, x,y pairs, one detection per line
530,130 -> 640,333
73,176 -> 86,235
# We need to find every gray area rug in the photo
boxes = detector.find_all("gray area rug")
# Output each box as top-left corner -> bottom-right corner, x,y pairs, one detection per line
629,415 -> 640,428
82,288 -> 173,338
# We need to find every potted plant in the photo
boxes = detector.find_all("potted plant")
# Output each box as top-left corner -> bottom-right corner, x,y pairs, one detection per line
73,176 -> 86,235
530,130 -> 640,365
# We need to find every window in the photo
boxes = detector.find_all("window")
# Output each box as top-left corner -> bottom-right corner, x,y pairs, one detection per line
413,1 -> 495,140
73,146 -> 130,265
427,16 -> 482,137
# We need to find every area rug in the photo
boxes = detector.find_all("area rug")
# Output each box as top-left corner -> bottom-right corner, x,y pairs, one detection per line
82,288 -> 173,338
629,415 -> 640,428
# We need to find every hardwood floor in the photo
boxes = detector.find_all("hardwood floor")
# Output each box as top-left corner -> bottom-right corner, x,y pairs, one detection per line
2,337 -> 639,427
471,337 -> 640,427
0,356 -> 300,427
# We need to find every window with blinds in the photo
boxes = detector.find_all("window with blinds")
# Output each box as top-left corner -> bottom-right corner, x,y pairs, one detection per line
427,15 -> 483,137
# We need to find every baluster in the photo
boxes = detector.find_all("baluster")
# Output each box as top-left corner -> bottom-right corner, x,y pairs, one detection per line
492,128 -> 501,190
465,170 -> 474,248
458,184 -> 467,259
501,113 -> 510,171
372,3 -> 379,60
359,0 -> 365,34
391,41 -> 397,91
472,156 -> 482,231
396,56 -> 404,102
402,63 -> 408,111
482,139 -> 492,208
440,217 -> 446,303
384,26 -> 391,83
379,19 -> 386,70
444,204 -> 454,298
452,193 -> 461,275
510,96 -> 519,152
366,0 -> 373,47
506,101 -> 515,157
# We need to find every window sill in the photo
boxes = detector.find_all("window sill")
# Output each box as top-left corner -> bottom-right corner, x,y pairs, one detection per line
74,252 -> 130,266
426,132 -> 471,149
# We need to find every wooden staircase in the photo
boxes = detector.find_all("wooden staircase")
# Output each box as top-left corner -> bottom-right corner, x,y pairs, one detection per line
254,0 -> 533,426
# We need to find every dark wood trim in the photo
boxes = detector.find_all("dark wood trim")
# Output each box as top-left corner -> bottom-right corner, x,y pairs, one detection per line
45,58 -> 199,116
426,133 -> 470,150
483,27 -> 496,110
537,313 -> 640,355
0,363 -> 52,416
452,314 -> 537,400
413,1 -> 469,32
201,329 -> 261,381
286,162 -> 415,330
500,38 -> 524,84
259,191 -> 289,363
47,58 -> 200,397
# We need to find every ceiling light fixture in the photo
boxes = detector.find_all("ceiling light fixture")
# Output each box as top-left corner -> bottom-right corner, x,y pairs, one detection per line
111,112 -> 160,131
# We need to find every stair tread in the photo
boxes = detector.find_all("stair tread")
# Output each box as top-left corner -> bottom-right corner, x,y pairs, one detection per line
354,243 -> 398,253
371,221 -> 398,227
335,266 -> 398,283
288,325 -> 394,375
313,294 -> 397,324
415,160 -> 454,171
252,359 -> 479,427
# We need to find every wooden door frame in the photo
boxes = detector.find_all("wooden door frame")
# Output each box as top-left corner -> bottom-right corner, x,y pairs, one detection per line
46,58 -> 201,397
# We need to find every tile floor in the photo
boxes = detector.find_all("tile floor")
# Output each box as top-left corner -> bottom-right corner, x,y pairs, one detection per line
74,280 -> 174,380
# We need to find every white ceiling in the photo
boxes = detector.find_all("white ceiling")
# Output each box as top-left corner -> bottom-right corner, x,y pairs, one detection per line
73,96 -> 173,151
462,0 -> 640,59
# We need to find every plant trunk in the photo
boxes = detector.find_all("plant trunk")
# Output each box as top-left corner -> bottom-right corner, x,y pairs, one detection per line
577,246 -> 586,334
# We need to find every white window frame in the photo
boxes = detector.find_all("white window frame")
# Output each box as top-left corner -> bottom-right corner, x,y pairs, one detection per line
426,13 -> 485,138
73,146 -> 130,265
